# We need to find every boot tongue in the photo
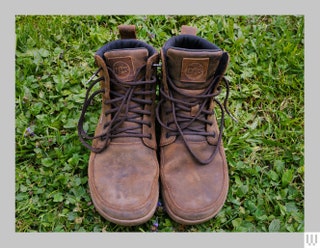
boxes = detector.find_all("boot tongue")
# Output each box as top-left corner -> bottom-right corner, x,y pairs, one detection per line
166,47 -> 223,90
166,47 -> 224,142
104,47 -> 149,82
103,48 -> 149,143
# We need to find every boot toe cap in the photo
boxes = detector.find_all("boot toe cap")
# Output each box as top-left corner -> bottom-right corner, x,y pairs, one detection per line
89,144 -> 159,226
161,142 -> 229,224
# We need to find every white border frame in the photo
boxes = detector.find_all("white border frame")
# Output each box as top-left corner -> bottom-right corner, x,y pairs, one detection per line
2,0 -> 319,247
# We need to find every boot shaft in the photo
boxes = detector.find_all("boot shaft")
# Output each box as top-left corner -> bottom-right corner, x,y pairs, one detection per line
78,25 -> 159,153
158,26 -> 231,164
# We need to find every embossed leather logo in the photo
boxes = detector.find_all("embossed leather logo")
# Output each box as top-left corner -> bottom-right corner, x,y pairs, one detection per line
114,61 -> 130,77
181,58 -> 209,82
108,57 -> 134,81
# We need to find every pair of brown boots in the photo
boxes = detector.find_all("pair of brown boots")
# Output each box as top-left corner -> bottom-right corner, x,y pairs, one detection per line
78,24 -> 235,226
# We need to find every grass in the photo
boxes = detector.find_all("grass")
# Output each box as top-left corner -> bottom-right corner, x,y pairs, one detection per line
15,15 -> 304,232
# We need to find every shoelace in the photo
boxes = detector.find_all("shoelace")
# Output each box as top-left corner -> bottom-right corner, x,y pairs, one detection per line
156,71 -> 237,165
78,65 -> 156,153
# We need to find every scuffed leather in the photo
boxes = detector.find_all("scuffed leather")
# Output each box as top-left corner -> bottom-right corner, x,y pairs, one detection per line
89,142 -> 159,224
86,27 -> 160,226
158,27 -> 230,224
160,139 -> 228,224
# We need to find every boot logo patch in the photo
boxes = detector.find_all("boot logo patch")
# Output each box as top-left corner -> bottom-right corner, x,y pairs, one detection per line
108,57 -> 135,81
181,58 -> 209,82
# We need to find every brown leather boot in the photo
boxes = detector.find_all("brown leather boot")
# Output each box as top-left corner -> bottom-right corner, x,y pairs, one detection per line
156,25 -> 235,225
78,25 -> 159,226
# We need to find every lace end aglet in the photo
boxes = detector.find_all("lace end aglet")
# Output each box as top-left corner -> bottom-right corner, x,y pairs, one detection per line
224,105 -> 238,123
85,68 -> 101,85
230,114 -> 238,123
